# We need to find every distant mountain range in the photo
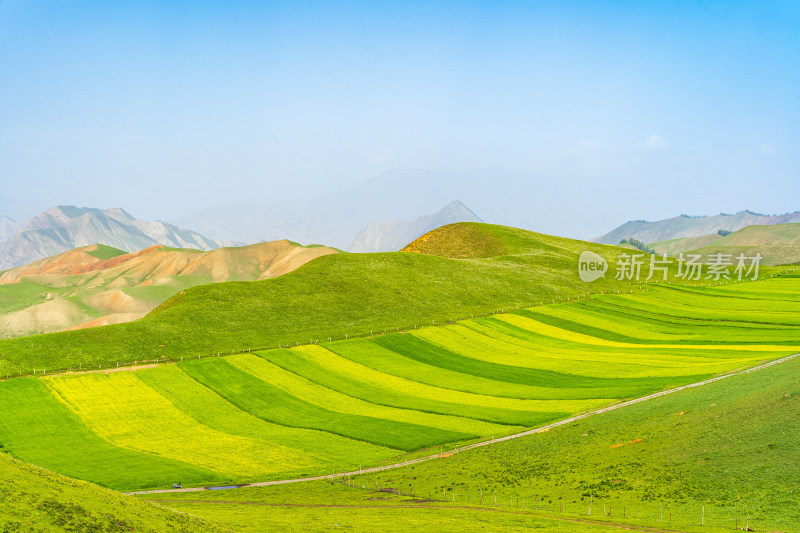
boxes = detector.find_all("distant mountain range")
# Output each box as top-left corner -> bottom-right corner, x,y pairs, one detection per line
596,211 -> 800,266
0,198 -> 486,270
0,206 -> 218,270
175,188 -> 486,251
347,201 -> 482,253
174,169 -> 578,248
594,210 -> 800,245
0,240 -> 338,338
174,204 -> 358,250
650,222 -> 800,266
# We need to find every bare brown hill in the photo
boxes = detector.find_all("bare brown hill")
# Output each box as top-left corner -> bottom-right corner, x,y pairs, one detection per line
0,241 -> 338,338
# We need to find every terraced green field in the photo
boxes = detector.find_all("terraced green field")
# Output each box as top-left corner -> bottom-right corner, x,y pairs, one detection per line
0,275 -> 796,492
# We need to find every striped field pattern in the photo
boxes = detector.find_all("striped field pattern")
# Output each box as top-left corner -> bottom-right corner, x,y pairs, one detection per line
0,277 -> 797,491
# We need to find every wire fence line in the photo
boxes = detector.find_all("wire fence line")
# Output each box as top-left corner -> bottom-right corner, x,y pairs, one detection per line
2,267 -> 792,381
0,298 -> 575,380
335,474 -> 799,532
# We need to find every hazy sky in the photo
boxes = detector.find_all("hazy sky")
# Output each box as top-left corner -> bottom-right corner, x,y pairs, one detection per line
1,1 -> 798,227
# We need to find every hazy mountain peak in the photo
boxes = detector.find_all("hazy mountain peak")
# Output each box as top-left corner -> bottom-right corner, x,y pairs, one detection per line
105,207 -> 135,220
347,200 -> 484,253
54,205 -> 96,219
0,206 -> 218,270
436,200 -> 481,220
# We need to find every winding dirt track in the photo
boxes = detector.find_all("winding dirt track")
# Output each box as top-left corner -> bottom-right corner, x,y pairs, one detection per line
125,352 -> 798,497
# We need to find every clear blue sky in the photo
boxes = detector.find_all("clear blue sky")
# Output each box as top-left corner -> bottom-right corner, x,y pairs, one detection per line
0,0 -> 798,227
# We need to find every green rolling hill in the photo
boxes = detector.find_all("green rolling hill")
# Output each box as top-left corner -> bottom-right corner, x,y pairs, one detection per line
688,222 -> 800,265
648,222 -> 800,265
649,233 -> 723,256
142,481 -> 650,532
0,223 -> 640,377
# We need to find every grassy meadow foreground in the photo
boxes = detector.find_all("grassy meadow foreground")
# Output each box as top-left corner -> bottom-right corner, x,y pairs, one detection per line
0,451 -> 225,533
0,223 -> 797,531
141,482 -> 692,533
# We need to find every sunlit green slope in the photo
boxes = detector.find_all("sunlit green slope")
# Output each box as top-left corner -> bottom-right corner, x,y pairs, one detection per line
0,450 -> 227,532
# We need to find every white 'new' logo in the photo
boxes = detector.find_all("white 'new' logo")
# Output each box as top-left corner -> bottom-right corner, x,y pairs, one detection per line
578,251 -> 607,282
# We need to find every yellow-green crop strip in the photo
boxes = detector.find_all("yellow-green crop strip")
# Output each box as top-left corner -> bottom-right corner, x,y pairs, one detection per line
293,344 -> 603,414
135,365 -> 395,472
45,372 -> 313,480
226,353 -> 509,436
